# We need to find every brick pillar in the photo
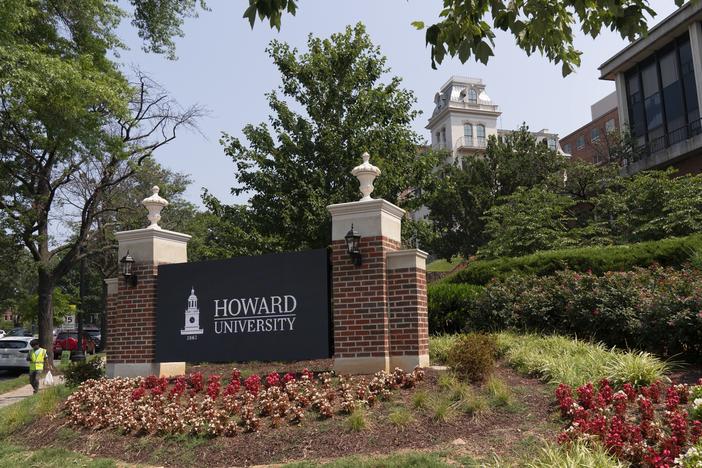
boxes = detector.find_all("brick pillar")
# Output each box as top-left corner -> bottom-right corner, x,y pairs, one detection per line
387,250 -> 430,369
328,199 -> 428,374
106,228 -> 190,378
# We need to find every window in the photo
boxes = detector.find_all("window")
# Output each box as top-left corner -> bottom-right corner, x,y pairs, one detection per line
463,124 -> 473,145
605,119 -> 615,132
576,135 -> 585,149
468,88 -> 477,103
679,37 -> 699,124
591,128 -> 600,141
563,144 -> 572,154
624,33 -> 699,152
547,138 -> 557,150
641,60 -> 663,140
476,124 -> 486,146
626,70 -> 646,146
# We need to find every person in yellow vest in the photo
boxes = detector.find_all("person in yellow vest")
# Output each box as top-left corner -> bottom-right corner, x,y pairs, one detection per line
26,339 -> 47,394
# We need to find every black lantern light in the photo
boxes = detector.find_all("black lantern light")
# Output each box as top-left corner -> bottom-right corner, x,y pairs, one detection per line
344,224 -> 362,266
120,250 -> 138,287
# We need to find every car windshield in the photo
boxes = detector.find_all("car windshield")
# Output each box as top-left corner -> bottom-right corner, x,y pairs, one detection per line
7,329 -> 30,336
0,340 -> 28,349
57,333 -> 78,340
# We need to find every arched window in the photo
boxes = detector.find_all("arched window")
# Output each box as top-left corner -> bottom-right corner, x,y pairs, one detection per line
477,124 -> 486,146
464,124 -> 473,145
468,89 -> 477,103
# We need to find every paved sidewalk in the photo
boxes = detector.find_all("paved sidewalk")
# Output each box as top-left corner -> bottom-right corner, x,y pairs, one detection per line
0,376 -> 65,409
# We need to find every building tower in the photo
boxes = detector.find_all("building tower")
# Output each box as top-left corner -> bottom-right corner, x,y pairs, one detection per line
181,287 -> 204,336
426,76 -> 502,164
426,76 -> 563,165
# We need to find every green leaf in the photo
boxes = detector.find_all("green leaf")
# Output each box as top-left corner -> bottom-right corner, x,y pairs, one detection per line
475,41 -> 493,65
411,21 -> 425,30
243,5 -> 256,28
458,39 -> 472,63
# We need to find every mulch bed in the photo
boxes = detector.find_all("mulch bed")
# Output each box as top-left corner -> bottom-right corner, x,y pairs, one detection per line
11,362 -> 559,467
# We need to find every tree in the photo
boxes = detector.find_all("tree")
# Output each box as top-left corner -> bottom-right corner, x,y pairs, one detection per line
217,23 -> 439,252
425,126 -> 566,259
242,0 -> 669,76
0,2 -> 201,359
480,186 -> 575,258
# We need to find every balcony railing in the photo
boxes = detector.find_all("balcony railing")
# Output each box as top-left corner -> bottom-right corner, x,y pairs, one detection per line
447,100 -> 499,112
629,118 -> 702,164
455,136 -> 487,149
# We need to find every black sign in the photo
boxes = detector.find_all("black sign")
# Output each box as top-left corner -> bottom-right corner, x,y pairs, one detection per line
155,249 -> 331,362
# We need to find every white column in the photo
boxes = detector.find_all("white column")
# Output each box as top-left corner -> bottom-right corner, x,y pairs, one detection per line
688,22 -> 702,114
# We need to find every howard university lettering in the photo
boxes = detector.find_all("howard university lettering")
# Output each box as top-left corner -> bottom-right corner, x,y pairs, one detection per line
213,296 -> 298,334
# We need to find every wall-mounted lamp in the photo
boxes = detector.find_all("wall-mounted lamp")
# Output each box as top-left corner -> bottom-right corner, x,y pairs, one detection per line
344,224 -> 362,266
120,251 -> 138,287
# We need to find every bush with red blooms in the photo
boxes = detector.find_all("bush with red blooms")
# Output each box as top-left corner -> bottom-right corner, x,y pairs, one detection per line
64,367 -> 425,437
556,378 -> 702,467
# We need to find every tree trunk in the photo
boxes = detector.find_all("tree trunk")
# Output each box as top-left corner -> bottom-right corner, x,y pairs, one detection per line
37,269 -> 54,364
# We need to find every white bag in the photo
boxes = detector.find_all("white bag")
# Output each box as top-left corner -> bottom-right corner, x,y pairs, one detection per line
43,370 -> 54,386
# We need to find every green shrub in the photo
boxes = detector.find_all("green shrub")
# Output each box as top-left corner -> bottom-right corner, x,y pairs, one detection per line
411,390 -> 430,410
344,408 -> 368,432
428,335 -> 457,365
63,359 -> 104,388
388,407 -> 414,428
476,266 -> 702,358
447,234 -> 702,286
446,333 -> 496,382
427,283 -> 484,333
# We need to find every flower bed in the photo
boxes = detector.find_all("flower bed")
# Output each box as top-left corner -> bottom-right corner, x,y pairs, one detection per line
555,378 -> 702,467
64,367 -> 424,437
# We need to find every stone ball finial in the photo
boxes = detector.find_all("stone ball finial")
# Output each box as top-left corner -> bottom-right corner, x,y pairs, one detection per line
351,152 -> 381,201
142,185 -> 169,229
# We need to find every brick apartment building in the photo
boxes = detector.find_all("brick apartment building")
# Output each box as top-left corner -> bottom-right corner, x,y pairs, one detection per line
560,92 -> 620,164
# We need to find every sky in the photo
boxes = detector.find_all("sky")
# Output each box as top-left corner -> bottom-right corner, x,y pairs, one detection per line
114,0 -> 680,207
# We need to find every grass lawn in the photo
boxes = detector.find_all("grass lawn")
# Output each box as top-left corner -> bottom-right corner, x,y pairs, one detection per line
0,372 -> 29,395
426,257 -> 464,273
0,444 -> 122,468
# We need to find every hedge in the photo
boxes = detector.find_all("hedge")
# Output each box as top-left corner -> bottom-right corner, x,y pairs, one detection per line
445,234 -> 702,286
469,266 -> 702,358
427,283 -> 484,333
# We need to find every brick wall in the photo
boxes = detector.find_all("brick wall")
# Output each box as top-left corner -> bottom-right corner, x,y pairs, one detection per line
106,263 -> 158,364
330,236 -> 401,360
560,108 -> 620,163
387,267 -> 429,358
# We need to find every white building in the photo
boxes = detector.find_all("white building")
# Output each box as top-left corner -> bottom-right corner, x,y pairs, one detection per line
426,76 -> 563,164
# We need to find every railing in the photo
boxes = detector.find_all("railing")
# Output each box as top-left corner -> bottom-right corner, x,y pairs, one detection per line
448,100 -> 499,112
629,118 -> 702,164
455,136 -> 487,149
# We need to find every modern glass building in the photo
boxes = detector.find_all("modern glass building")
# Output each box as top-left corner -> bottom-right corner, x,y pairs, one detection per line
600,2 -> 702,174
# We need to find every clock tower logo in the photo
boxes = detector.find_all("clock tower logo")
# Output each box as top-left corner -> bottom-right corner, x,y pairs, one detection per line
180,288 -> 204,337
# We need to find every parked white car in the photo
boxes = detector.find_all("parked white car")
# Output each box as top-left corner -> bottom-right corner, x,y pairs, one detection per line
0,336 -> 33,372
